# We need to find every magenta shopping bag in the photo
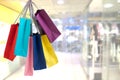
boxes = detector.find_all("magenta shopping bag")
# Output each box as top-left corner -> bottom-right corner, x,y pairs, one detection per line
24,36 -> 33,76
35,9 -> 61,43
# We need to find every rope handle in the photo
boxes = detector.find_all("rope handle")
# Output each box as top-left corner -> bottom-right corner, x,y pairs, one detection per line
29,1 -> 43,35
14,1 -> 30,23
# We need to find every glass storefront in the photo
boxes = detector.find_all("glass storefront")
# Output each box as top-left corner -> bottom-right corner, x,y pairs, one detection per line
86,0 -> 120,80
102,0 -> 120,80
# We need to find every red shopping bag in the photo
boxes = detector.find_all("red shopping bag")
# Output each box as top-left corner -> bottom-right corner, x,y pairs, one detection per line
4,23 -> 19,61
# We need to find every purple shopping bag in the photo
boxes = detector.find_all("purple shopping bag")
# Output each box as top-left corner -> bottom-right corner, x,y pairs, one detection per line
24,36 -> 33,76
35,9 -> 61,43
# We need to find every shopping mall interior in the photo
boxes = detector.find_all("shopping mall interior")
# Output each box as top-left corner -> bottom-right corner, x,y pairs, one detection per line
0,0 -> 120,80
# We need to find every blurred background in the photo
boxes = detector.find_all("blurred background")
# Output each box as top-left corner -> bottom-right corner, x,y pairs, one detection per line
0,0 -> 120,80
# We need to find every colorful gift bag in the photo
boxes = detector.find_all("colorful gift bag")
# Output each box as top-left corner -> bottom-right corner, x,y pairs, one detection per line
41,35 -> 58,67
35,9 -> 61,43
4,23 -> 19,61
33,33 -> 46,70
24,36 -> 33,76
14,18 -> 31,57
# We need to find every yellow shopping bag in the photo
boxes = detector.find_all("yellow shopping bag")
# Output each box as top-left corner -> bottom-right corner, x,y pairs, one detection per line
41,35 -> 58,67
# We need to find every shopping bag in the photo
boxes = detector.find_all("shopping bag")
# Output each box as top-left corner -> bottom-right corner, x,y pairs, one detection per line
24,36 -> 33,76
14,18 -> 31,57
35,9 -> 61,43
41,35 -> 58,67
4,23 -> 19,61
33,33 -> 46,70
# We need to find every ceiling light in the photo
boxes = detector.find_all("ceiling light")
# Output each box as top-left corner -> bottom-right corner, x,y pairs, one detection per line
57,0 -> 64,4
104,3 -> 113,8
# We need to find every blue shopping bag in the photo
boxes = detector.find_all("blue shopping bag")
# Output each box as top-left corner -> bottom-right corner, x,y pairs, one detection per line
33,33 -> 46,70
14,18 -> 31,57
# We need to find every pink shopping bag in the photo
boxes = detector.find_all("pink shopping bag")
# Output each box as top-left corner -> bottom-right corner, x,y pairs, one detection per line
24,36 -> 33,76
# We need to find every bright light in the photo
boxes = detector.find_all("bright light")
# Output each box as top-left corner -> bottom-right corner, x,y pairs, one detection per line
57,0 -> 64,4
21,1 -> 26,7
118,0 -> 120,3
104,3 -> 113,8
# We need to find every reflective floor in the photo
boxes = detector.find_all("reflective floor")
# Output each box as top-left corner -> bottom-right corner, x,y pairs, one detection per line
2,52 -> 120,80
4,52 -> 87,80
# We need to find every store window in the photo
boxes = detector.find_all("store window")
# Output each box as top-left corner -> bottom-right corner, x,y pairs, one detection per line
52,17 -> 84,53
87,0 -> 120,80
